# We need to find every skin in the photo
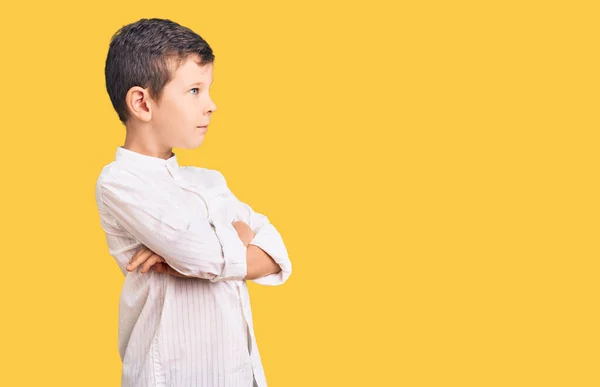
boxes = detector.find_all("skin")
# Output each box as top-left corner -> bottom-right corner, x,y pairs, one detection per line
122,53 -> 280,280
123,53 -> 216,157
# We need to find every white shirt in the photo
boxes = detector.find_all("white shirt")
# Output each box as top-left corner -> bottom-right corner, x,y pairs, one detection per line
95,146 -> 292,387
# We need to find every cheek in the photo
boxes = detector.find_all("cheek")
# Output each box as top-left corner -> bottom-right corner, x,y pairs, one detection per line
169,104 -> 192,126
156,98 -> 199,133
177,99 -> 199,123
154,100 -> 177,124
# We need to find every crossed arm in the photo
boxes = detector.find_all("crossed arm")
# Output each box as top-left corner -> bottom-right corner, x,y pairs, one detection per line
100,170 -> 291,284
127,220 -> 281,280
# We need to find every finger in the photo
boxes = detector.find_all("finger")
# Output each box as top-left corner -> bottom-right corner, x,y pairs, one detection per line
153,262 -> 167,273
140,254 -> 163,273
130,246 -> 150,263
128,248 -> 156,271
127,249 -> 154,271
238,222 -> 251,233
232,220 -> 247,228
129,246 -> 151,265
148,254 -> 166,264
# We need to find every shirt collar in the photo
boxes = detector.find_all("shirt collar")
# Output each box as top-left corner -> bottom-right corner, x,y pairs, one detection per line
115,146 -> 179,171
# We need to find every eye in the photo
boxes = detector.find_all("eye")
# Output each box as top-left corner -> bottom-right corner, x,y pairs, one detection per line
190,88 -> 199,95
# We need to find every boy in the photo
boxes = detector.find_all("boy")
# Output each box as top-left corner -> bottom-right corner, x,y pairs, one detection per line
95,18 -> 292,387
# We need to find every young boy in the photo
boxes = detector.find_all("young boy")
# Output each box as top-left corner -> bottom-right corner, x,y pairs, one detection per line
95,18 -> 292,387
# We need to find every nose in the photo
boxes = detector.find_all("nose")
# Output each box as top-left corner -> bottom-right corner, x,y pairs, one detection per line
207,99 -> 217,115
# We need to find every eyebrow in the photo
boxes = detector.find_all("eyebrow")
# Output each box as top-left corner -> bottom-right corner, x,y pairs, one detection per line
188,81 -> 212,87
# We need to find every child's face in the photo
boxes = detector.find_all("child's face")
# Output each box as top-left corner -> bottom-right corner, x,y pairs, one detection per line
151,54 -> 216,149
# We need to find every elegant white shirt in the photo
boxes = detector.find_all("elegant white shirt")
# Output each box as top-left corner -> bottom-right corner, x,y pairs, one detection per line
95,146 -> 292,387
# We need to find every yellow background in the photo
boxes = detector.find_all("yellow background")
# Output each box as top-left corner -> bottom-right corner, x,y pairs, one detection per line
1,0 -> 598,386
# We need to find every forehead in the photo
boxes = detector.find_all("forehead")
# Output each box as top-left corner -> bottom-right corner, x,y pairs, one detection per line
169,55 -> 213,84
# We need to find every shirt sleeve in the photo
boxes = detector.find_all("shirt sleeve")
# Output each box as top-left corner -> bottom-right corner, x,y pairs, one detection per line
218,172 -> 292,286
99,173 -> 247,281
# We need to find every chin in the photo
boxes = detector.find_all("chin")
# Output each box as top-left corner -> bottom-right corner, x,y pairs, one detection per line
188,138 -> 206,149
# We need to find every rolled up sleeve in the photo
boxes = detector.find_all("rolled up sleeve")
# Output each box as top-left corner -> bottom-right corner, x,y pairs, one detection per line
99,175 -> 247,281
247,215 -> 292,286
225,183 -> 292,285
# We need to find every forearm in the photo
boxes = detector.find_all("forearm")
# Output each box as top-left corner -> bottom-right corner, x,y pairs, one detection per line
244,244 -> 281,280
101,179 -> 247,281
233,208 -> 292,285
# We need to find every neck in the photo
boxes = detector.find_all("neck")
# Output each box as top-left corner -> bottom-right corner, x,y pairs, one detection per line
123,122 -> 173,160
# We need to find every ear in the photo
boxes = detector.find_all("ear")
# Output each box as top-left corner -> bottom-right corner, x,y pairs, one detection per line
125,86 -> 153,122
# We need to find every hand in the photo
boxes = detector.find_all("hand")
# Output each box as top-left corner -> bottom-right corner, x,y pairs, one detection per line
232,220 -> 256,246
127,246 -> 193,278
150,261 -> 194,278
